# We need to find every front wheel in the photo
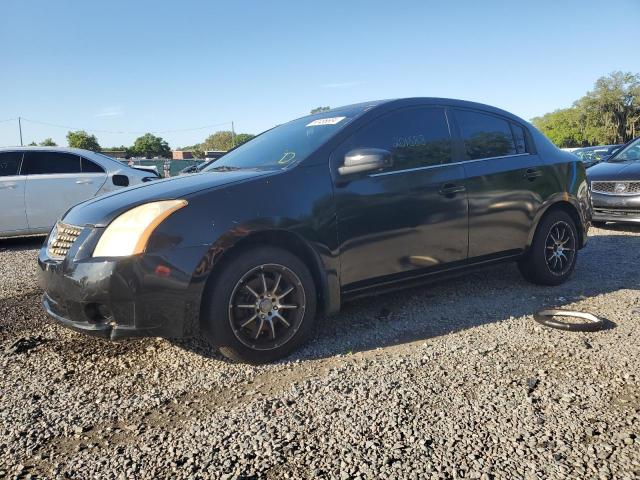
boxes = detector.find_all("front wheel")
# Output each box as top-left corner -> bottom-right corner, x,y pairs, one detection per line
518,210 -> 579,286
201,246 -> 317,364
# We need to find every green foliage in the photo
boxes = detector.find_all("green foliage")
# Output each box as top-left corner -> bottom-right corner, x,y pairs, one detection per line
532,71 -> 640,147
27,141 -> 37,146
234,133 -> 255,146
202,130 -> 255,151
101,145 -> 129,151
578,71 -> 640,144
66,130 -> 101,151
310,106 -> 331,114
130,133 -> 171,158
531,108 -> 587,147
202,131 -> 234,151
38,138 -> 57,146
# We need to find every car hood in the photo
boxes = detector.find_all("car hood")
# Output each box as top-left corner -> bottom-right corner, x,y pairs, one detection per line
587,161 -> 640,181
63,169 -> 270,227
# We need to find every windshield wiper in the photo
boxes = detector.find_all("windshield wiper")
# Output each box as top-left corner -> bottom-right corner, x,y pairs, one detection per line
208,165 -> 243,172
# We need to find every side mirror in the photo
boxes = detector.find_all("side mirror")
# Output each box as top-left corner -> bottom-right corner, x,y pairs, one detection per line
338,148 -> 392,176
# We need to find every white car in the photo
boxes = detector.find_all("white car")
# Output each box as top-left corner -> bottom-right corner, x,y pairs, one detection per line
0,147 -> 156,237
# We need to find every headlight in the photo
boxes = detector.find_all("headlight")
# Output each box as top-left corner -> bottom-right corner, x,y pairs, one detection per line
92,200 -> 188,257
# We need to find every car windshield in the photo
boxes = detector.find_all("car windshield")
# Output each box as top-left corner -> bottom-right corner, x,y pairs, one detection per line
608,138 -> 640,163
202,112 -> 358,172
573,148 -> 596,161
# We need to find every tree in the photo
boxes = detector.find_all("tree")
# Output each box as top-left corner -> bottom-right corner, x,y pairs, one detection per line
532,71 -> 640,147
531,108 -> 586,148
234,133 -> 255,146
27,141 -> 37,146
130,133 -> 171,158
101,145 -> 129,151
67,130 -> 100,151
39,138 -> 57,146
578,71 -> 640,144
201,131 -> 256,151
310,106 -> 331,114
202,131 -> 234,151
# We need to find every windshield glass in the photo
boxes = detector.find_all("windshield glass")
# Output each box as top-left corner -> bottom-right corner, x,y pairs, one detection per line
202,112 -> 358,172
608,138 -> 640,163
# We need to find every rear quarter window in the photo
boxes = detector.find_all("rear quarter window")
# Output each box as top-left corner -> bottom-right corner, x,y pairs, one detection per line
81,157 -> 105,173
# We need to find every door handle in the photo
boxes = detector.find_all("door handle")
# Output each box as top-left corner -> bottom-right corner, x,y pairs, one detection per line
0,183 -> 17,190
523,168 -> 543,180
75,179 -> 93,185
438,183 -> 466,196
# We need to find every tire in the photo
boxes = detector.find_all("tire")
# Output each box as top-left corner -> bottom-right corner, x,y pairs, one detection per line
518,210 -> 579,286
201,245 -> 317,364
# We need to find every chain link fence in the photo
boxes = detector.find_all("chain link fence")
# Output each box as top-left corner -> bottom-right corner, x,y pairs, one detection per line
120,159 -> 203,178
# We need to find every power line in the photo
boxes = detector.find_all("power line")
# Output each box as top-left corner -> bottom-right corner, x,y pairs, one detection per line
0,117 -> 18,123
18,117 -> 234,135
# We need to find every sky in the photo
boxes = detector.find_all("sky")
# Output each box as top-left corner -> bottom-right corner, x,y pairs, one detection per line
1,0 -> 638,149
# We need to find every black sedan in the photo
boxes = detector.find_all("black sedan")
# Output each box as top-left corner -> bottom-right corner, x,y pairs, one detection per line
572,144 -> 621,169
588,136 -> 640,226
39,98 -> 591,363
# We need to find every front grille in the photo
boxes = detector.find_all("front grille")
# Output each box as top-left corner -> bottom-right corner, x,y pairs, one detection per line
591,181 -> 640,195
47,222 -> 83,258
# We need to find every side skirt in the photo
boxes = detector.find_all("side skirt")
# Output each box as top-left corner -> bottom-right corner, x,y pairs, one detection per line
341,252 -> 523,303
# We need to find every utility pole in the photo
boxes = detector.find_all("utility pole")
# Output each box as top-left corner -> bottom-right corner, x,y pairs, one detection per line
18,117 -> 23,146
231,121 -> 235,148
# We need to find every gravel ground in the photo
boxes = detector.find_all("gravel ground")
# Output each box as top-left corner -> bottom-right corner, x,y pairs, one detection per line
0,226 -> 639,479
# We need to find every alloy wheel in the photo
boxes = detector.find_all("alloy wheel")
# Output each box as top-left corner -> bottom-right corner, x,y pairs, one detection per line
228,264 -> 306,351
544,221 -> 576,276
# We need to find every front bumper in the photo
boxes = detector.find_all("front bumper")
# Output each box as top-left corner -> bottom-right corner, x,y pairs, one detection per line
592,192 -> 640,223
38,227 -> 205,340
42,292 -> 155,339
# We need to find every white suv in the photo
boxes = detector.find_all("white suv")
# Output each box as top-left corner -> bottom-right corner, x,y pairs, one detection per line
0,147 -> 155,237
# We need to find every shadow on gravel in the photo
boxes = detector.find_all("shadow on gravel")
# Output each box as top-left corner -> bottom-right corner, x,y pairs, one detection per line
5,230 -> 638,365
171,230 -> 640,363
596,223 -> 640,234
169,335 -> 227,361
0,235 -> 46,252
286,231 -> 640,361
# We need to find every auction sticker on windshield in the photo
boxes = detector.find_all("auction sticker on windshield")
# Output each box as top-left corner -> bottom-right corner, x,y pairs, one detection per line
306,116 -> 345,127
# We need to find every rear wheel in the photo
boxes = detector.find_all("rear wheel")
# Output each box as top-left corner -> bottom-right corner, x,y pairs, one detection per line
201,246 -> 316,364
518,210 -> 578,286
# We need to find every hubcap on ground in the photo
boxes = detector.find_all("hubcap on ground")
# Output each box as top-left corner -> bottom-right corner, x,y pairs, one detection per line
544,221 -> 576,276
228,264 -> 306,351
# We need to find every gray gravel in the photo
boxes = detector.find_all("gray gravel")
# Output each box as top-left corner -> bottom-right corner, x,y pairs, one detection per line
1,226 -> 639,479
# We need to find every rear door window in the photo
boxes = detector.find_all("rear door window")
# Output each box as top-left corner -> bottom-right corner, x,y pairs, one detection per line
81,157 -> 105,173
22,152 -> 81,175
338,106 -> 452,171
0,152 -> 23,176
455,110 -> 517,160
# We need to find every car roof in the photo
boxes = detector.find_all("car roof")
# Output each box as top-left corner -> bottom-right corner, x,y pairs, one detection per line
0,145 -> 100,155
0,146 -> 146,175
313,97 -> 531,125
